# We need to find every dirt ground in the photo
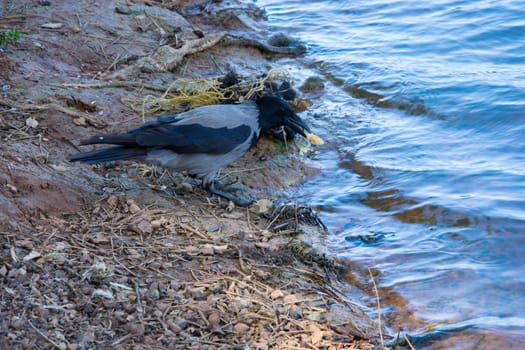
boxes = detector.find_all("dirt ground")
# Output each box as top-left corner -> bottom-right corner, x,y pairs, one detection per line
0,0 -> 381,349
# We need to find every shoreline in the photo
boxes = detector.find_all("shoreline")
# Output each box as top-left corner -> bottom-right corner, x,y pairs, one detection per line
0,1 -> 382,348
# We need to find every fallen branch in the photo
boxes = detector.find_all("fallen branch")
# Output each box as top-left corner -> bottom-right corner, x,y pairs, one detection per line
107,32 -> 227,79
0,98 -> 107,128
63,81 -> 168,92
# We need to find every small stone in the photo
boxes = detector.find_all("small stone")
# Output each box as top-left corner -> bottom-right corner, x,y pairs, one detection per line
270,289 -> 284,300
72,26 -> 81,33
208,312 -> 220,326
143,336 -> 154,345
175,182 -> 192,193
206,223 -> 220,232
115,6 -> 132,15
126,323 -> 145,337
135,220 -> 153,235
233,322 -> 250,334
268,32 -> 295,47
151,220 -> 162,228
291,305 -> 303,319
299,76 -> 325,92
128,203 -> 141,214
166,319 -> 182,333
147,282 -> 160,300
173,317 -> 187,329
188,287 -> 206,300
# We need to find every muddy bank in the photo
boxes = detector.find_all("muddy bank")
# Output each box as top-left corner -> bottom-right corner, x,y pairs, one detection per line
1,1 -> 380,348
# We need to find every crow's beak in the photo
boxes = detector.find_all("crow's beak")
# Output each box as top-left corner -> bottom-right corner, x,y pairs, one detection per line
285,113 -> 311,138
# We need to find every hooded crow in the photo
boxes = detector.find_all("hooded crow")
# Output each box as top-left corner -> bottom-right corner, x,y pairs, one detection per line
67,95 -> 311,206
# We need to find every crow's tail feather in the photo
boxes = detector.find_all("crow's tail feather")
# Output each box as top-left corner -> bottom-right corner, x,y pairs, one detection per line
67,146 -> 146,164
80,134 -> 136,146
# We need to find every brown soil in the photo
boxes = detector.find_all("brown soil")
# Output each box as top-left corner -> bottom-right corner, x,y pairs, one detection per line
0,1 -> 380,349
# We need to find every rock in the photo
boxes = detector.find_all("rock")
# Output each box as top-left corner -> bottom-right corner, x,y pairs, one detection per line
233,322 -> 250,334
299,76 -> 325,92
187,287 -> 206,300
128,203 -> 141,214
206,223 -> 220,232
135,219 -> 153,235
147,282 -> 160,300
126,323 -> 145,337
270,289 -> 284,300
151,220 -> 163,228
115,6 -> 132,15
268,33 -> 295,47
175,182 -> 193,193
166,319 -> 182,333
208,312 -> 220,326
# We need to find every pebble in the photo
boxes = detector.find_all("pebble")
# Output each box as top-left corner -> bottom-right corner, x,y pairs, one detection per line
233,322 -> 250,334
126,323 -> 145,337
299,76 -> 325,92
115,6 -> 132,15
175,182 -> 193,193
270,289 -> 284,300
188,287 -> 206,300
128,203 -> 141,214
135,219 -> 153,234
206,223 -> 220,232
147,282 -> 160,300
208,312 -> 220,326
166,319 -> 182,333
151,220 -> 162,228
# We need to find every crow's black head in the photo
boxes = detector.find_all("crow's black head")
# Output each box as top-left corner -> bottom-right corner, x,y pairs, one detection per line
255,95 -> 311,138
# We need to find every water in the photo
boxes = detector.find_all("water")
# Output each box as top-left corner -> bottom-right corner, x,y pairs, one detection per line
257,0 -> 525,347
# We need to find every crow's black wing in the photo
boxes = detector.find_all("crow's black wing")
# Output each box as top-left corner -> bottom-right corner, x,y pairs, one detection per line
133,123 -> 252,154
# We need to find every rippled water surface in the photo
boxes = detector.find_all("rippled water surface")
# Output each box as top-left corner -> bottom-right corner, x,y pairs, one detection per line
258,0 -> 525,347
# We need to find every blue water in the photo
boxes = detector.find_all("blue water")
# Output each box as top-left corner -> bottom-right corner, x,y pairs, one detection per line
258,0 -> 525,347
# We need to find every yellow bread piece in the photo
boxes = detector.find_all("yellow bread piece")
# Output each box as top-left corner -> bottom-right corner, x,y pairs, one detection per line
306,133 -> 324,146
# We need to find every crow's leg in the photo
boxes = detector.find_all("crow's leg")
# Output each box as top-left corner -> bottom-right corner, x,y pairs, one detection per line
206,181 -> 253,207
